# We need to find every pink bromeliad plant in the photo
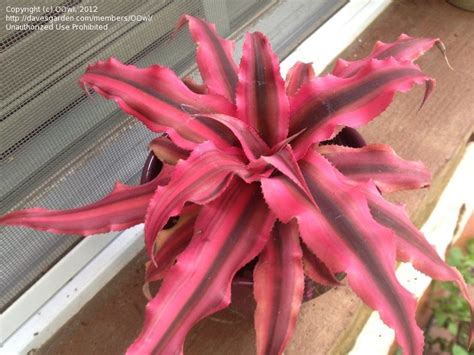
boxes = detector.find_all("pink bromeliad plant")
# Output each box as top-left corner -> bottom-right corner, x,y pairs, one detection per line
1,16 -> 473,355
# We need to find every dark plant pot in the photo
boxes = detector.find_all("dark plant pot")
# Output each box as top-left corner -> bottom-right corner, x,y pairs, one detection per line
140,127 -> 365,302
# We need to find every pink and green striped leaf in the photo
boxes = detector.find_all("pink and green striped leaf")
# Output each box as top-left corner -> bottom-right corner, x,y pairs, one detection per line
149,136 -> 190,165
145,204 -> 200,284
177,15 -> 238,102
127,181 -> 275,354
285,61 -> 315,96
261,151 -> 424,355
289,58 -> 434,158
299,154 -> 423,354
364,183 -> 474,345
0,166 -> 172,236
80,58 -> 235,150
333,34 -> 446,78
144,142 -> 249,257
318,144 -> 431,193
253,219 -> 304,355
237,32 -> 289,147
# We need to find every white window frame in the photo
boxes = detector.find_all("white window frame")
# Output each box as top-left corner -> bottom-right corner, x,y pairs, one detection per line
0,1 -> 392,353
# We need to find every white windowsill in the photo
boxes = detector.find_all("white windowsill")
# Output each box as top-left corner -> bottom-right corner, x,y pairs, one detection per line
0,1 -> 391,353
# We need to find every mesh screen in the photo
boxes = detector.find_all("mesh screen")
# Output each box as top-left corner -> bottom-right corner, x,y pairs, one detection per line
0,0 -> 274,311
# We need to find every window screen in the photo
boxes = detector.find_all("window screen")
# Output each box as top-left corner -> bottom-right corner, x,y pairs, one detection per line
0,0 -> 345,312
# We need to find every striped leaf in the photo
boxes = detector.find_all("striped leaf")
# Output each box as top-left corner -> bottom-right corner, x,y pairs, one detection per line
80,58 -> 236,150
0,167 -> 172,236
299,153 -> 424,354
261,151 -> 425,354
177,15 -> 238,102
364,183 -> 474,345
254,220 -> 304,355
333,34 -> 446,78
318,144 -> 431,193
127,181 -> 275,354
237,32 -> 289,147
289,58 -> 434,158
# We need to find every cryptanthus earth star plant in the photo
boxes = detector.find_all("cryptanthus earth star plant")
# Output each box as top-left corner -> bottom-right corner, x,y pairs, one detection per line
1,16 -> 473,355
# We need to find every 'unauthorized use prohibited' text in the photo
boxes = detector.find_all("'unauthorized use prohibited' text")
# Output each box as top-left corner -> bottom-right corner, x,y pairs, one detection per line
5,5 -> 153,31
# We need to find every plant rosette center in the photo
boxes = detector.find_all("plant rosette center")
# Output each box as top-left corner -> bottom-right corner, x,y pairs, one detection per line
141,127 -> 366,302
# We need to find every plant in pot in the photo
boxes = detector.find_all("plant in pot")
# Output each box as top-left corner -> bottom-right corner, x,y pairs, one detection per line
1,16 -> 473,355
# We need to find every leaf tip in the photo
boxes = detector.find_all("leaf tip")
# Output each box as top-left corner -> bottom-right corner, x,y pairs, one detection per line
435,39 -> 455,71
418,78 -> 436,112
142,282 -> 153,301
